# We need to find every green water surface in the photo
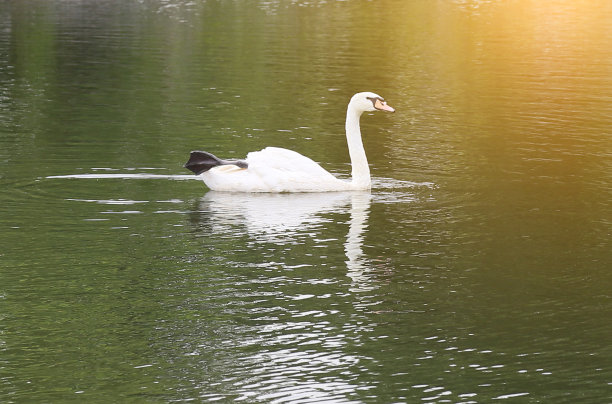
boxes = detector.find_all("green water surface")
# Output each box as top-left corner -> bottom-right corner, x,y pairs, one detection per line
1,0 -> 611,402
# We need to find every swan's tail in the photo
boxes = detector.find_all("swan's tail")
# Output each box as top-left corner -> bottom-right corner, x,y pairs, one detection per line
184,151 -> 248,175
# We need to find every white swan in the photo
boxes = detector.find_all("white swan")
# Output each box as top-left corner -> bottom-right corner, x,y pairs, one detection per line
184,92 -> 395,192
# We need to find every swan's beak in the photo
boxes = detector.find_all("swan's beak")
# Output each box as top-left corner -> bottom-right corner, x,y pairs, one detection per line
375,98 -> 395,113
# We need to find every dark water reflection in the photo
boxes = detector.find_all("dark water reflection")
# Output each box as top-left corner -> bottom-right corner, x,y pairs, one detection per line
1,0 -> 612,402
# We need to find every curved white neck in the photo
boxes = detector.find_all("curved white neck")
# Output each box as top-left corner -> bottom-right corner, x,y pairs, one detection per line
345,106 -> 371,189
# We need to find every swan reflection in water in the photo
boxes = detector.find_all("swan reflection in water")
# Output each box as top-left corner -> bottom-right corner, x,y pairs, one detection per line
197,191 -> 376,292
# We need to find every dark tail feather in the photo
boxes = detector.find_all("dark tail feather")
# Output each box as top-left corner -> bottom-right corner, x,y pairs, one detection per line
184,151 -> 248,175
184,151 -> 223,175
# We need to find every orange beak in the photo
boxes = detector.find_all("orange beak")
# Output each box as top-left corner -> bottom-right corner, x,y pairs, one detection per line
375,98 -> 395,113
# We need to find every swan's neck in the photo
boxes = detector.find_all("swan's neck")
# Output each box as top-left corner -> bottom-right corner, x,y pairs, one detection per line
346,107 -> 370,189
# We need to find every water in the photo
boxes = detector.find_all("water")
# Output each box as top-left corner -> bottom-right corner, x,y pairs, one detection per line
1,0 -> 611,402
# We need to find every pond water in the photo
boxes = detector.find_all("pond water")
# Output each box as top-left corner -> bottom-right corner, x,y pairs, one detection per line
1,0 -> 611,402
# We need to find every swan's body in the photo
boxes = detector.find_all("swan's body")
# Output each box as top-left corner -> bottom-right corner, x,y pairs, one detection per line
185,92 -> 394,192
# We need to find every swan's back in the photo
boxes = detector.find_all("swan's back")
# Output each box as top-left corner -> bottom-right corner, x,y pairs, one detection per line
248,147 -> 332,176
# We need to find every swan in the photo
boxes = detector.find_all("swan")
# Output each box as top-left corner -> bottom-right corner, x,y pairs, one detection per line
184,92 -> 395,192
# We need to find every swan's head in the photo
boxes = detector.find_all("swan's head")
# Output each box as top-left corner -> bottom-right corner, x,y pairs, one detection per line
349,92 -> 395,114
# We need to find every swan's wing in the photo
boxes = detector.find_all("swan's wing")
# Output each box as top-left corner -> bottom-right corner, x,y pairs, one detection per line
246,147 -> 334,178
246,147 -> 347,191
